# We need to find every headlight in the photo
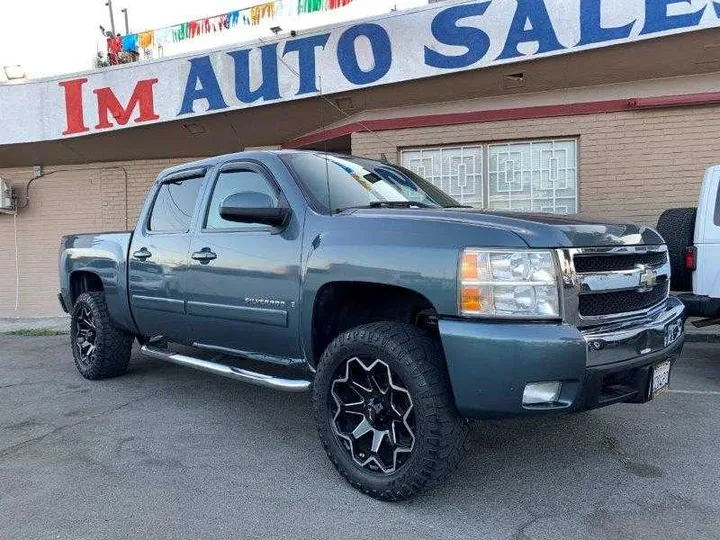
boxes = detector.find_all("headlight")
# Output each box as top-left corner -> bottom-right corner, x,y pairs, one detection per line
459,249 -> 560,318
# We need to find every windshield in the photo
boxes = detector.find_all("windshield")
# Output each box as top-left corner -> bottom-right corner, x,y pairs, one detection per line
281,153 -> 462,214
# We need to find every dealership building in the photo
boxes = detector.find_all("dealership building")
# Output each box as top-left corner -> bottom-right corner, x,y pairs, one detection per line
2,0 -> 720,318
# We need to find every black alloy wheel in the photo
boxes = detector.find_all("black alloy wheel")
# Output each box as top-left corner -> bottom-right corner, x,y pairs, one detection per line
70,292 -> 134,380
313,322 -> 470,501
330,357 -> 416,475
74,304 -> 98,367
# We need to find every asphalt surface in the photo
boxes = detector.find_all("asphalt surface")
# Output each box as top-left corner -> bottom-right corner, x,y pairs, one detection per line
0,336 -> 718,540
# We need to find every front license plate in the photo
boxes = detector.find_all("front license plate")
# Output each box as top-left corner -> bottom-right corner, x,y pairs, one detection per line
651,361 -> 671,398
665,318 -> 683,347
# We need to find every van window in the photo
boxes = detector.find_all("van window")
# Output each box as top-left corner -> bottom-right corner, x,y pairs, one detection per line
148,177 -> 204,232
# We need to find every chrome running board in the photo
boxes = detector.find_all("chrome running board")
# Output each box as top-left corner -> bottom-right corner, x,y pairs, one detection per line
140,345 -> 311,392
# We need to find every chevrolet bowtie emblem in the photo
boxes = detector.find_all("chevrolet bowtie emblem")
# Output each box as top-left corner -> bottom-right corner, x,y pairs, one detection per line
637,264 -> 658,292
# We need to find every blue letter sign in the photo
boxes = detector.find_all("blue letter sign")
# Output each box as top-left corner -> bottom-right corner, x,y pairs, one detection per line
497,0 -> 565,60
425,1 -> 492,69
337,24 -> 392,86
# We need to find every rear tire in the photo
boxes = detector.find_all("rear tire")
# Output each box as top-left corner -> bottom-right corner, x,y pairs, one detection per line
656,208 -> 697,292
71,292 -> 134,380
313,322 -> 470,501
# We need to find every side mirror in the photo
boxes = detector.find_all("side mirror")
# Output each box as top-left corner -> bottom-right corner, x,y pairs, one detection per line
219,191 -> 290,227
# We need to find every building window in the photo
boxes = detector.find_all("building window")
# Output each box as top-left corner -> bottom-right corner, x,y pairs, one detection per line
400,145 -> 484,207
401,139 -> 577,214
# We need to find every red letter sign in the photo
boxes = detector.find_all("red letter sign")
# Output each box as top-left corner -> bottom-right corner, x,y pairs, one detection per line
59,78 -> 90,136
93,78 -> 160,129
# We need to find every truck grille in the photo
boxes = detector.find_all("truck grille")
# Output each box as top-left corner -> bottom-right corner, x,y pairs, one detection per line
573,251 -> 667,273
563,246 -> 670,325
579,282 -> 669,317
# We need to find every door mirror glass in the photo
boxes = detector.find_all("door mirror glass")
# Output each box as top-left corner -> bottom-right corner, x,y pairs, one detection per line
219,191 -> 290,227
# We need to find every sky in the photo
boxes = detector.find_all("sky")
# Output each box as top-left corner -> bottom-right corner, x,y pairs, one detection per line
0,0 -> 427,81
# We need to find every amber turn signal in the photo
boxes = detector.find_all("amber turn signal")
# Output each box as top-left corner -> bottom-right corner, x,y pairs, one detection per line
460,285 -> 481,313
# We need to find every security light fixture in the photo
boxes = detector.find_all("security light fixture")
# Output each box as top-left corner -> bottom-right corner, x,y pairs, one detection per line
270,26 -> 283,34
3,65 -> 26,81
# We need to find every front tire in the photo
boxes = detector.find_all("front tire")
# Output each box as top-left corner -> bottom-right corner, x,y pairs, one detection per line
313,322 -> 470,501
71,292 -> 134,380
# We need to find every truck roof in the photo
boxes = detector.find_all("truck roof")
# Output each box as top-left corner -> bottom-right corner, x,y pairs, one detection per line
155,149 -> 316,181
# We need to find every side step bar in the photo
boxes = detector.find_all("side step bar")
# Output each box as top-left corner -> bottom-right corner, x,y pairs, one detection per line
140,345 -> 312,393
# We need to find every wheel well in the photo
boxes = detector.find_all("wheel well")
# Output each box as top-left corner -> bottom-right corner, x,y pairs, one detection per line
69,272 -> 104,305
311,282 -> 438,364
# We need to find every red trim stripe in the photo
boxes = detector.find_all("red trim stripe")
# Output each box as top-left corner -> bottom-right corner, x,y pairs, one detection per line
283,91 -> 720,149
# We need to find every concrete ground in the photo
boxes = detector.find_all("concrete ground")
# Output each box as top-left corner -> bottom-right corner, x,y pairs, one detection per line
0,336 -> 718,540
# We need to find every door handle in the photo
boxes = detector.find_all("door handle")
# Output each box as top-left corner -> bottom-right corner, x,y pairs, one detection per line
192,248 -> 217,264
132,248 -> 152,261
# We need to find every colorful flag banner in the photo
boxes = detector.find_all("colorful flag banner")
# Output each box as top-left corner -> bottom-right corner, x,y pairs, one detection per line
108,0 -> 355,58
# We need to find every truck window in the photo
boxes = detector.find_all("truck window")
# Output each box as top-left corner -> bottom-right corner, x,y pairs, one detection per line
205,170 -> 279,230
281,153 -> 459,214
148,177 -> 204,233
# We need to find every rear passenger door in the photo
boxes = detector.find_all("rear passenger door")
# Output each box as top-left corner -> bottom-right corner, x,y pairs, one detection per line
128,168 -> 208,344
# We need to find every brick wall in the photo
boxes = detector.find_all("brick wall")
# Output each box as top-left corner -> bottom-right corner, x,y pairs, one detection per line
352,105 -> 715,226
0,158 -> 195,318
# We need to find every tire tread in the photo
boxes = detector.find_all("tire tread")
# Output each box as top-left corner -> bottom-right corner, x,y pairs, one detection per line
71,292 -> 134,380
313,322 -> 470,501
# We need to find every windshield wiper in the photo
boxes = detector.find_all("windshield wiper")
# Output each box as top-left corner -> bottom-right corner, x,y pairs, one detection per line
443,204 -> 473,209
368,201 -> 433,209
334,201 -> 435,213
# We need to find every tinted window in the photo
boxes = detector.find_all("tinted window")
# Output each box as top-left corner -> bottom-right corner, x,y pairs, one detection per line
205,170 -> 279,230
281,153 -> 460,214
148,177 -> 204,232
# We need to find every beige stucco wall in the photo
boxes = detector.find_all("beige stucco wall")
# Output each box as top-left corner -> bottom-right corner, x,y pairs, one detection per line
352,105 -> 714,226
0,158 -> 197,318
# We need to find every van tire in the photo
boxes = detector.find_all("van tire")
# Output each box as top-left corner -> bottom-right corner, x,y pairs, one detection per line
313,322 -> 470,501
656,208 -> 697,292
71,292 -> 134,380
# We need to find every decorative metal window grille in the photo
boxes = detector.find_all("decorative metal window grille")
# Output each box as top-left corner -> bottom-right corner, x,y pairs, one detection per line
400,145 -> 484,207
401,139 -> 578,215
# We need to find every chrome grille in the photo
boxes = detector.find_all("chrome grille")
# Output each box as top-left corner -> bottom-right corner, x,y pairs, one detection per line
578,281 -> 669,317
557,246 -> 670,327
573,251 -> 667,273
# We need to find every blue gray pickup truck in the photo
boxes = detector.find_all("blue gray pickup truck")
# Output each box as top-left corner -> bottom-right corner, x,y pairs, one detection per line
59,150 -> 685,500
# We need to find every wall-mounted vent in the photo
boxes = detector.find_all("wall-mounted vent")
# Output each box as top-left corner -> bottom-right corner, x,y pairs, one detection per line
334,97 -> 356,112
183,122 -> 207,135
503,72 -> 526,89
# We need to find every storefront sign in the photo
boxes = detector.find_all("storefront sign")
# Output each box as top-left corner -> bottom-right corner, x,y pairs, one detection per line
2,0 -> 719,145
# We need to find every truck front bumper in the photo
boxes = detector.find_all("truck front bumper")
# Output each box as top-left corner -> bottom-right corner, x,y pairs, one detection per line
439,297 -> 686,419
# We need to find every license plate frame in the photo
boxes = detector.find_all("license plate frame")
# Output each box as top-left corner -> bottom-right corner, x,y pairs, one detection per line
651,361 -> 671,398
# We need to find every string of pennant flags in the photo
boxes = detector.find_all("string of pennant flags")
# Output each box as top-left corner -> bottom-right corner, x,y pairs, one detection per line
107,0 -> 354,59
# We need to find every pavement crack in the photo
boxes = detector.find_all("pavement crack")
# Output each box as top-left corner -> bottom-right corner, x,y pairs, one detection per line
509,514 -> 542,540
0,393 -> 155,459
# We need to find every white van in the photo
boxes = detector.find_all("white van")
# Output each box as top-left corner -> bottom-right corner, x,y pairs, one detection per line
657,167 -> 720,326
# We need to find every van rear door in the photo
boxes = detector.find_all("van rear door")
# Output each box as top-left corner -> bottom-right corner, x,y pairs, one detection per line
693,167 -> 720,297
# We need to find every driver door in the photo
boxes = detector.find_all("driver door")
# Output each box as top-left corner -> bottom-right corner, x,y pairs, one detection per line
184,161 -> 303,363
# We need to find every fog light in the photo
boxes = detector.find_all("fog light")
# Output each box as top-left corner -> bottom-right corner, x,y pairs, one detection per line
523,381 -> 562,405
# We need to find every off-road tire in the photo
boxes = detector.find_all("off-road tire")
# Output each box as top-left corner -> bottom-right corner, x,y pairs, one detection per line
313,322 -> 471,501
656,207 -> 697,292
71,292 -> 134,380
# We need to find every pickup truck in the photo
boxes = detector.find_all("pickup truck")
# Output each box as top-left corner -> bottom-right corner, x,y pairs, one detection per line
59,150 -> 686,501
657,166 -> 720,327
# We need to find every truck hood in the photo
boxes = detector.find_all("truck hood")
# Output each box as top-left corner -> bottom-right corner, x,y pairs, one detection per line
345,208 -> 664,248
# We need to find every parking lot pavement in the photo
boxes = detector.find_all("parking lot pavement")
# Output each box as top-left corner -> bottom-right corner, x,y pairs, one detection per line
0,337 -> 718,540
